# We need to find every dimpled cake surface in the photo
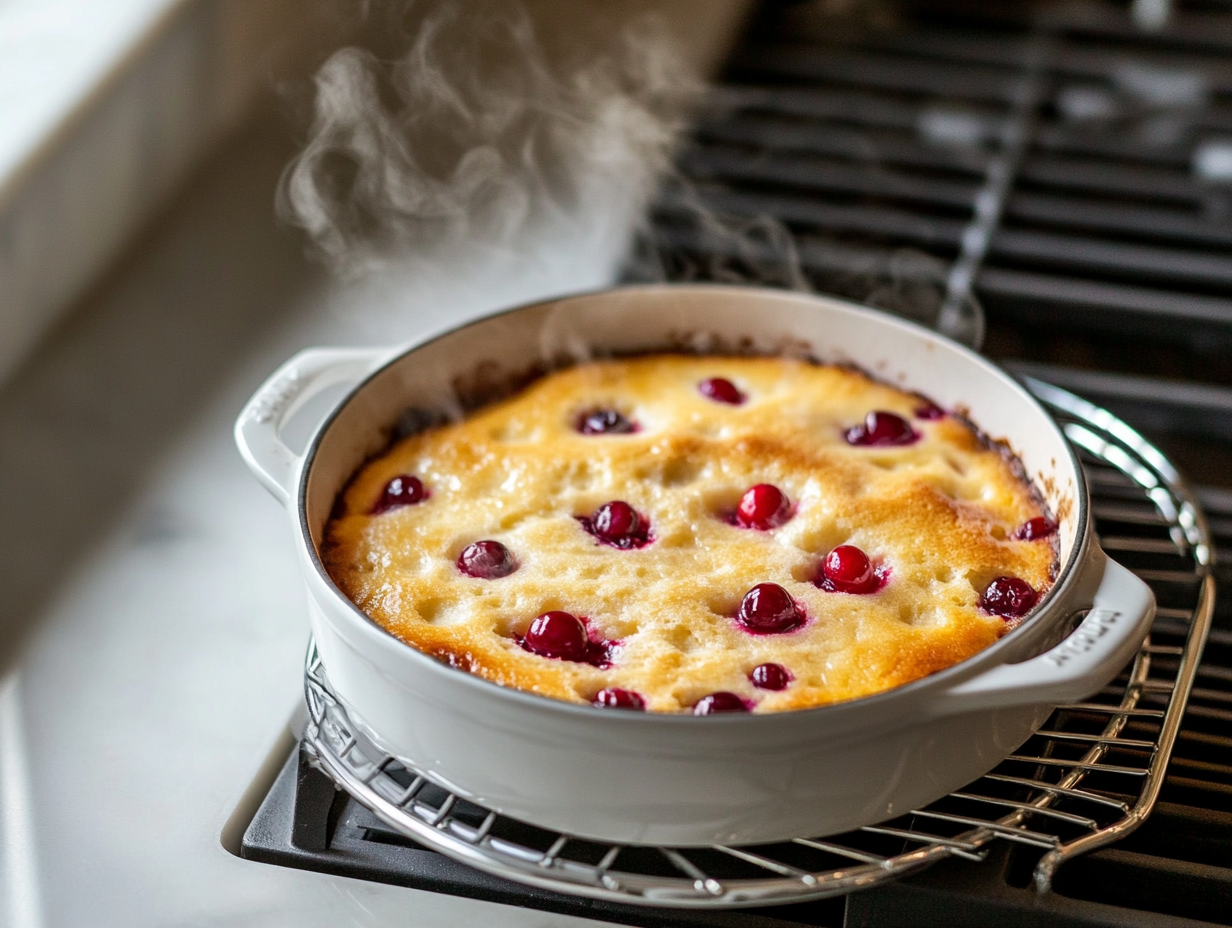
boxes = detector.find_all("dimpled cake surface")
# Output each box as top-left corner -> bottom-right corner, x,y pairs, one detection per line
324,355 -> 1056,714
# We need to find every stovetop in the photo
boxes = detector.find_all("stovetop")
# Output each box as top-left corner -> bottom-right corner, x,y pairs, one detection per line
242,746 -> 1232,926
236,1 -> 1232,924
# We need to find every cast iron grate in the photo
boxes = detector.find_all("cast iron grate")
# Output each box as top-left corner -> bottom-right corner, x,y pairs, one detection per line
243,379 -> 1212,913
637,0 -> 1232,359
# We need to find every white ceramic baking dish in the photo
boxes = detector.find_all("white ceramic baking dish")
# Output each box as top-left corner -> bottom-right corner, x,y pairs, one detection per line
235,285 -> 1155,846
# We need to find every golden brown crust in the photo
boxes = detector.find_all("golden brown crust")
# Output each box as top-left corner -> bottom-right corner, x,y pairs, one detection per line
324,356 -> 1055,712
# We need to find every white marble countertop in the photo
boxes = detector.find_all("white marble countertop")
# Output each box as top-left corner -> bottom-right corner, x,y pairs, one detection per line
0,111 -> 627,928
0,0 -> 177,187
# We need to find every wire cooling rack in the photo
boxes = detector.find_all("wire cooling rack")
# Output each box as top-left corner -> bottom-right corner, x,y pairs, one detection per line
301,378 -> 1213,908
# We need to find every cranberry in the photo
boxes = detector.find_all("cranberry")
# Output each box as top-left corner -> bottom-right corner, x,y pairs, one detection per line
750,663 -> 792,691
693,692 -> 750,715
980,577 -> 1039,619
586,638 -> 618,669
819,545 -> 880,594
522,611 -> 589,661
1015,517 -> 1057,541
594,501 -> 640,541
581,501 -> 650,549
736,583 -> 804,634
593,688 -> 646,710
845,411 -> 918,447
736,484 -> 791,530
914,401 -> 946,420
578,409 -> 635,435
699,377 -> 745,405
457,540 -> 516,579
371,475 -> 427,514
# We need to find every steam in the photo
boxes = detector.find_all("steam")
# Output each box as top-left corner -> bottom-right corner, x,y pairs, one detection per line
278,1 -> 700,282
278,0 -> 980,349
633,183 -> 810,293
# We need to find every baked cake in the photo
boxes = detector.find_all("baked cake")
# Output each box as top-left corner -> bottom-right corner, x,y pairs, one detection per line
323,355 -> 1057,714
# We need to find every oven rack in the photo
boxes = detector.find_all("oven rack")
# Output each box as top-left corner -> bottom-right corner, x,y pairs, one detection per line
301,378 -> 1213,909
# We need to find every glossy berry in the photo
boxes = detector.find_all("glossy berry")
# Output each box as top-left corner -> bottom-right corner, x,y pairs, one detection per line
820,545 -> 878,594
914,401 -> 946,420
737,583 -> 804,634
593,688 -> 646,710
583,501 -> 650,549
750,663 -> 792,691
736,484 -> 790,530
578,408 -> 635,435
457,540 -> 516,579
522,611 -> 589,661
980,577 -> 1039,619
845,411 -> 918,447
372,475 -> 427,514
1015,517 -> 1057,541
699,377 -> 745,405
594,501 -> 640,541
693,692 -> 750,715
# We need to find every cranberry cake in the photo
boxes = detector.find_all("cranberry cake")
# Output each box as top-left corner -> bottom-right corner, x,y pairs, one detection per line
323,355 -> 1057,714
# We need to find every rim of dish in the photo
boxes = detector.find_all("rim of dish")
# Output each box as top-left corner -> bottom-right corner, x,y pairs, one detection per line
297,283 -> 1091,724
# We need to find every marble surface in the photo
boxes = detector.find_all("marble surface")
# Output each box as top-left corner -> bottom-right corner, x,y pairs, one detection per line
0,0 -> 325,385
0,112 -> 627,928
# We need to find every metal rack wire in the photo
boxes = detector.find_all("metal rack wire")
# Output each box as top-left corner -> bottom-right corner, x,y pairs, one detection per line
301,379 -> 1213,909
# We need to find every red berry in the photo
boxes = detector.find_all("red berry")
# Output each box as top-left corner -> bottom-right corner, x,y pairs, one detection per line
736,484 -> 790,530
586,638 -> 618,669
750,663 -> 792,691
457,540 -> 516,579
593,688 -> 646,710
820,545 -> 878,594
915,401 -> 946,420
737,583 -> 804,634
699,377 -> 745,405
372,475 -> 427,514
693,692 -> 750,715
1015,517 -> 1057,541
594,501 -> 639,541
980,577 -> 1039,619
583,501 -> 650,549
578,409 -> 635,435
845,411 -> 918,447
522,611 -> 589,661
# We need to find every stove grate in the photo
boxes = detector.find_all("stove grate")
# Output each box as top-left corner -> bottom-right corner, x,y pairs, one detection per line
269,379 -> 1212,910
640,0 -> 1232,356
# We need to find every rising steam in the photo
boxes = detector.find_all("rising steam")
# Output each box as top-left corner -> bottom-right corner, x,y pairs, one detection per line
276,0 -> 977,346
278,1 -> 700,281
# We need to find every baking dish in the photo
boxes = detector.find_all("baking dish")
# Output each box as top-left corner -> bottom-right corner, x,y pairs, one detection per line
235,285 -> 1155,846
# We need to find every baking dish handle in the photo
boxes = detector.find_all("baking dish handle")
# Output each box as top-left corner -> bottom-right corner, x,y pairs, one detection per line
934,554 -> 1155,716
234,346 -> 388,506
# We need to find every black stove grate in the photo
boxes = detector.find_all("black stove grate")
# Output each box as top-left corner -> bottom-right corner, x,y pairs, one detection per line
637,2 -> 1232,920
641,0 -> 1232,366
